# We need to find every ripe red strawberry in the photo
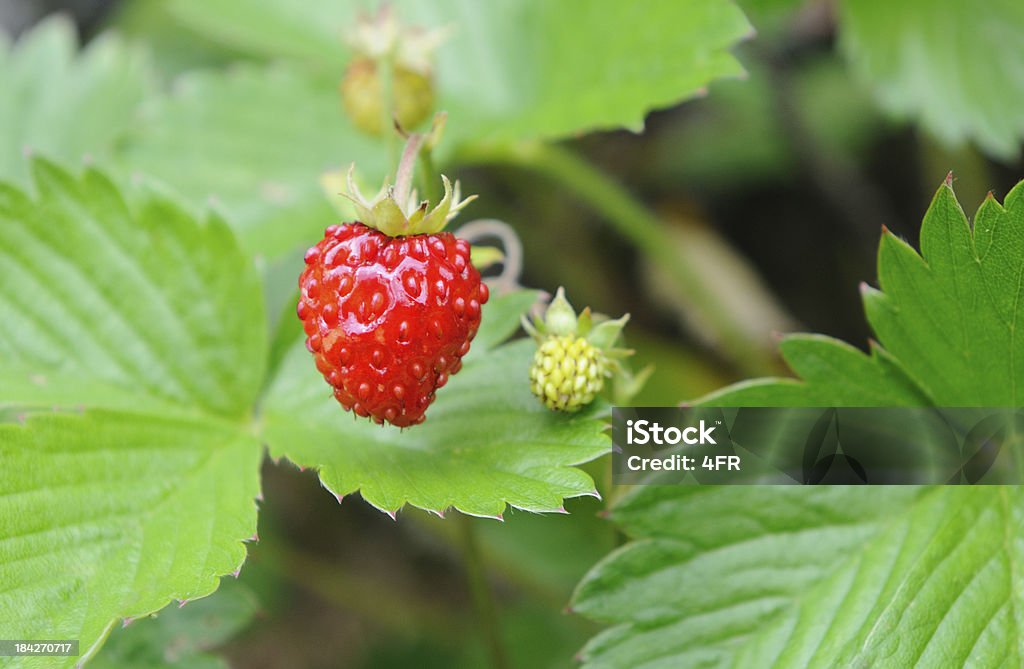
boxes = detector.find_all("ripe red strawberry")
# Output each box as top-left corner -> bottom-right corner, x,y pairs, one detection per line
298,141 -> 486,427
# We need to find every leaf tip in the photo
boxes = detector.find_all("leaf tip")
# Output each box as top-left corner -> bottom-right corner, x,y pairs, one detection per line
944,171 -> 955,188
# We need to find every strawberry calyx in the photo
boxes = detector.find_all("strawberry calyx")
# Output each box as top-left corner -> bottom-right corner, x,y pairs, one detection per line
524,287 -> 631,357
342,126 -> 476,237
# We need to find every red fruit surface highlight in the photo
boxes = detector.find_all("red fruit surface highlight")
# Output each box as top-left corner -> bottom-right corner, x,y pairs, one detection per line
298,222 -> 488,427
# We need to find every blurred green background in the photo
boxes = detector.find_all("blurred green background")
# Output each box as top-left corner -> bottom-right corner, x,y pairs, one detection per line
3,0 -> 1023,667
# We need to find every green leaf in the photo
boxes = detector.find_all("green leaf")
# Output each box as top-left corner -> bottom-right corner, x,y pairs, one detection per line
839,0 -> 1024,159
0,159 -> 265,666
0,412 -> 260,668
260,289 -> 609,517
164,0 -> 753,142
0,17 -> 153,186
573,180 -> 1024,667
0,159 -> 266,417
92,579 -> 259,669
865,181 -> 1024,405
573,486 -> 1024,668
118,64 -> 386,260
703,178 -> 1024,408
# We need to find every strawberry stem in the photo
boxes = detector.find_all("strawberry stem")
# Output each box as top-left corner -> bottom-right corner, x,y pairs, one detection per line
393,132 -> 426,208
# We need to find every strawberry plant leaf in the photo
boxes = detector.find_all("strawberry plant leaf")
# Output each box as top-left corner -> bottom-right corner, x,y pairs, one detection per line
260,289 -> 609,517
573,178 -> 1024,667
572,486 -> 926,668
92,579 -> 258,669
0,412 -> 261,668
0,158 -> 266,417
0,17 -> 153,186
163,0 -> 753,142
0,159 -> 265,666
118,64 -> 386,260
839,0 -> 1024,159
574,486 -> 1024,668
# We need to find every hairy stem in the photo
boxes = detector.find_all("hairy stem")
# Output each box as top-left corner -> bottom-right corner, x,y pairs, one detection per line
458,514 -> 512,669
456,141 -> 779,376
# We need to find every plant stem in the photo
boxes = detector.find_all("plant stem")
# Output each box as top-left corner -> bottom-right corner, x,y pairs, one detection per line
458,514 -> 512,669
455,140 -> 778,376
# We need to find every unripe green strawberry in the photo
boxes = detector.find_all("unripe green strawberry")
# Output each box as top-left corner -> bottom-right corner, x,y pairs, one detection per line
523,288 -> 631,413
530,335 -> 606,412
341,57 -> 434,136
339,7 -> 446,136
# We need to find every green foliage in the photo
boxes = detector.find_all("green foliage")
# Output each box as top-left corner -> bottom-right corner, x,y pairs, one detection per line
840,0 -> 1024,159
11,1 -> 1024,666
702,177 -> 1024,407
0,160 -> 266,416
261,290 -> 610,517
0,160 -> 263,667
0,160 -> 613,663
92,580 -> 258,669
655,56 -> 883,189
0,16 -> 152,186
118,64 -> 385,259
112,0 -> 756,264
573,180 -> 1024,667
164,0 -> 753,142
574,486 -> 1024,667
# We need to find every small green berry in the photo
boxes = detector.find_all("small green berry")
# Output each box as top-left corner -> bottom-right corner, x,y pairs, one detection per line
340,58 -> 435,136
339,7 -> 446,136
523,288 -> 632,413
529,335 -> 607,412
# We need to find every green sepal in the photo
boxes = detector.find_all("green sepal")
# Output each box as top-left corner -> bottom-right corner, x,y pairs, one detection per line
342,134 -> 475,237
577,307 -> 594,337
587,314 -> 629,349
544,287 -> 578,336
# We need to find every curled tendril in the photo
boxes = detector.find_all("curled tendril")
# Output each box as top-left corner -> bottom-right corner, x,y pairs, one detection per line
454,218 -> 524,295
